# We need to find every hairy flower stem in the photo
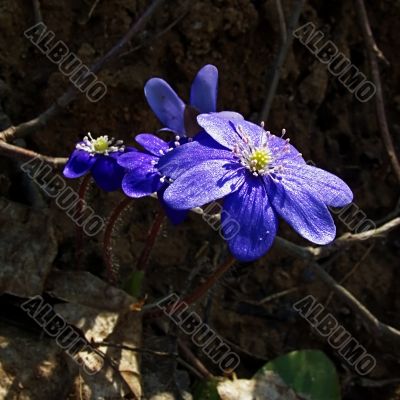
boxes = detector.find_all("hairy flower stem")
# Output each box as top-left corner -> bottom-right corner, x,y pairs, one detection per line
184,255 -> 236,305
103,197 -> 133,284
75,174 -> 91,269
136,208 -> 165,271
145,255 -> 236,319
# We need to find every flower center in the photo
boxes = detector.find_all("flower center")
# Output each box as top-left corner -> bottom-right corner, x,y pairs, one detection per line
93,137 -> 110,153
76,133 -> 125,156
249,149 -> 271,172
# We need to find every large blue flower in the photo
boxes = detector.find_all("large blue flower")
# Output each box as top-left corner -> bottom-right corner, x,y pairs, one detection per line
144,64 -> 218,137
158,114 -> 353,262
117,133 -> 187,224
63,133 -> 130,192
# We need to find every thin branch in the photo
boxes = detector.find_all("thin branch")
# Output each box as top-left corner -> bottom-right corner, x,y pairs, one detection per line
32,0 -> 43,24
92,341 -> 177,358
0,0 -> 166,144
355,0 -> 400,182
275,0 -> 287,44
259,0 -> 305,122
178,339 -> 214,379
275,216 -> 400,260
312,262 -> 400,348
0,140 -> 67,168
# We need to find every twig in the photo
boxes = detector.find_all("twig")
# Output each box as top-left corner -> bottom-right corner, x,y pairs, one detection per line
259,0 -> 305,122
88,0 -> 101,20
0,140 -> 67,168
324,243 -> 375,306
92,341 -> 177,358
355,0 -> 400,182
0,0 -> 166,144
32,0 -> 43,24
178,339 -> 214,379
312,262 -> 400,348
275,0 -> 287,44
275,216 -> 400,260
120,2 -> 190,58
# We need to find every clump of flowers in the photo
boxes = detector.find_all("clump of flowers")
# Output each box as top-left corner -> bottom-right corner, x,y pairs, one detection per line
63,64 -> 353,263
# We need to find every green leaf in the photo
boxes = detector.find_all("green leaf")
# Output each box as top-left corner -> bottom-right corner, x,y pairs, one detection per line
192,379 -> 221,400
260,349 -> 341,400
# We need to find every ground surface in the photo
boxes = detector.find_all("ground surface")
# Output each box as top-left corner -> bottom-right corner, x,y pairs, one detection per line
0,0 -> 399,399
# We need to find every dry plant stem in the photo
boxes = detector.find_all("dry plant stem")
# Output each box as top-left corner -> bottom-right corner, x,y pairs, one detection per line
103,197 -> 133,284
75,175 -> 92,270
259,0 -> 305,122
0,141 -> 67,168
0,0 -> 166,144
136,208 -> 165,271
312,262 -> 400,348
355,0 -> 400,182
324,243 -> 374,306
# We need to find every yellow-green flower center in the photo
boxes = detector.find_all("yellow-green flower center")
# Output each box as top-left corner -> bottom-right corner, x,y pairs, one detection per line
249,149 -> 271,171
93,137 -> 110,153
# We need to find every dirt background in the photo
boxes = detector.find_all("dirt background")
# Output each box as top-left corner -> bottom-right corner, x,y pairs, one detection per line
0,0 -> 399,399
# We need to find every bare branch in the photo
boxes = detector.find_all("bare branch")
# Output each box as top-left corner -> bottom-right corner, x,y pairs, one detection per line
259,0 -> 305,122
0,140 -> 67,168
275,217 -> 400,259
312,262 -> 400,348
355,0 -> 400,182
32,0 -> 43,24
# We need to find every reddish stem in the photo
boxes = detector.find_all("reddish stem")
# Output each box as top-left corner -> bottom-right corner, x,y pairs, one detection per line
136,208 -> 165,271
146,255 -> 236,319
103,197 -> 133,284
75,174 -> 91,269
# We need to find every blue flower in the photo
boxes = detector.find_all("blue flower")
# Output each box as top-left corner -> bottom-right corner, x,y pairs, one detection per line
144,64 -> 218,136
63,133 -> 130,192
158,113 -> 353,262
117,133 -> 187,224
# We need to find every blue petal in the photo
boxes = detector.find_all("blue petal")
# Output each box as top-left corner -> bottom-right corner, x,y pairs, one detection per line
117,151 -> 158,170
163,160 -> 245,209
267,134 -> 305,165
266,176 -> 336,244
158,185 -> 187,225
144,78 -> 185,134
222,178 -> 278,262
157,132 -> 234,179
197,112 -> 252,150
190,64 -> 218,113
63,149 -> 96,178
122,167 -> 163,198
281,164 -> 353,207
91,156 -> 125,192
135,134 -> 169,156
